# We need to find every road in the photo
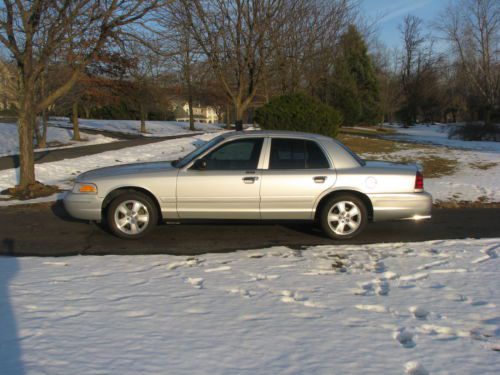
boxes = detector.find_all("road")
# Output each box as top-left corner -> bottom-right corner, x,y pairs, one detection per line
0,202 -> 498,256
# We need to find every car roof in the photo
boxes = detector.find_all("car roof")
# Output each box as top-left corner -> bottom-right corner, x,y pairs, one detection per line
221,130 -> 332,141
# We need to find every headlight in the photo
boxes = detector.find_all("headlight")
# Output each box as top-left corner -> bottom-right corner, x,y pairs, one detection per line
72,182 -> 98,194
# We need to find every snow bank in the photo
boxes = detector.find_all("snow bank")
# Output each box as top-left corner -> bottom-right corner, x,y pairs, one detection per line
383,123 -> 500,152
50,117 -> 223,137
1,238 -> 498,374
0,122 -> 117,157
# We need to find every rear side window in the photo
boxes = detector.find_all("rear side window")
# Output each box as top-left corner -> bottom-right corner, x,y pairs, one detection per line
270,139 -> 330,170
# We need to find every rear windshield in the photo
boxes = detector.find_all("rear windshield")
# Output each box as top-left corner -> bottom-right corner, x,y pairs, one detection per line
333,139 -> 366,166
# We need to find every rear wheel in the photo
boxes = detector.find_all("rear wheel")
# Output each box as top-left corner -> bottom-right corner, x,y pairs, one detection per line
106,192 -> 158,239
320,195 -> 368,240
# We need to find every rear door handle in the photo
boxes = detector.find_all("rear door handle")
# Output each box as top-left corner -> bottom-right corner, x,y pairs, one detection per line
243,176 -> 259,184
313,176 -> 327,183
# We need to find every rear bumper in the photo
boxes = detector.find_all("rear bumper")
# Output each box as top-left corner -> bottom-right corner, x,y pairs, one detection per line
63,192 -> 103,221
368,192 -> 432,222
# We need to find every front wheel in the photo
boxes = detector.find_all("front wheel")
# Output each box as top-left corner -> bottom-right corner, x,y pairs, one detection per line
320,195 -> 368,240
106,192 -> 158,239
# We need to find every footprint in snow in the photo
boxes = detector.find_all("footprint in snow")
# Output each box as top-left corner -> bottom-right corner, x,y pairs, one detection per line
227,287 -> 253,298
204,266 -> 231,273
248,272 -> 280,281
404,361 -> 429,375
471,244 -> 499,264
393,327 -> 416,348
399,272 -> 429,283
354,304 -> 389,313
409,306 -> 429,320
355,279 -> 389,296
417,259 -> 449,270
186,277 -> 204,289
280,290 -> 324,308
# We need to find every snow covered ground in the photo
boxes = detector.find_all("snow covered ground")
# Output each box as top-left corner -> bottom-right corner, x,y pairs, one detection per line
382,123 -> 500,153
0,122 -> 498,205
0,122 -> 117,157
360,146 -> 500,204
49,117 -> 223,137
0,132 -> 218,204
1,238 -> 498,374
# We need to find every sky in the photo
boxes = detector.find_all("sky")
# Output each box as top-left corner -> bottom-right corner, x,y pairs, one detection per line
360,0 -> 455,49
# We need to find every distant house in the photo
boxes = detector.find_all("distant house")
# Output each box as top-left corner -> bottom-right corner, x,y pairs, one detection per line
174,102 -> 219,124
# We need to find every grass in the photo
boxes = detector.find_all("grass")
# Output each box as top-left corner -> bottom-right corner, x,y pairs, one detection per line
339,126 -> 397,136
338,134 -> 412,154
469,161 -> 498,170
338,134 -> 458,178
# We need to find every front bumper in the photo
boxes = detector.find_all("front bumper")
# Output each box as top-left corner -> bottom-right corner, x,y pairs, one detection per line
63,192 -> 103,221
368,192 -> 432,222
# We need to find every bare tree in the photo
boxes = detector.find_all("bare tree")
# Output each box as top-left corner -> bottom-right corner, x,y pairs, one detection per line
398,15 -> 436,127
156,4 -> 201,131
177,0 -> 286,131
0,0 -> 160,194
437,0 -> 500,126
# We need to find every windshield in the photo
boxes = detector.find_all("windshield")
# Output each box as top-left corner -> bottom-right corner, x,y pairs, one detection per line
173,135 -> 225,168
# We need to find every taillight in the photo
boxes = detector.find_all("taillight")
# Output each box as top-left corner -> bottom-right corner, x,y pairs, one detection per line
415,171 -> 424,190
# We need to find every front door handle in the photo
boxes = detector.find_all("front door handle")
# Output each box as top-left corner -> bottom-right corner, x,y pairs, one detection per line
243,176 -> 259,184
313,176 -> 327,183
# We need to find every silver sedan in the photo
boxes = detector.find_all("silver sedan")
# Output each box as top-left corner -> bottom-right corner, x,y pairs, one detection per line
64,131 -> 432,239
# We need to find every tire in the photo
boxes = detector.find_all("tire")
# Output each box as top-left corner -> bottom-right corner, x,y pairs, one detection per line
106,192 -> 158,240
320,194 -> 368,240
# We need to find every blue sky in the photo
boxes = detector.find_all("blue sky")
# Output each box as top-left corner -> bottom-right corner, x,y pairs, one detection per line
360,0 -> 454,48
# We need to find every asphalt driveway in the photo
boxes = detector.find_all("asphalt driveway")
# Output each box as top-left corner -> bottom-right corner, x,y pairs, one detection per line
0,202 -> 498,256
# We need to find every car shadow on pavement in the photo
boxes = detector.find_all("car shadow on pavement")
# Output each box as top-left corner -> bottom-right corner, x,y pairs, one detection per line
0,239 -> 25,375
50,200 -> 112,236
50,200 -> 85,223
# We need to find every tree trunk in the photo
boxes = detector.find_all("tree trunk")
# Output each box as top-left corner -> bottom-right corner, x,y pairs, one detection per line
235,101 -> 244,131
187,91 -> 195,132
72,101 -> 81,141
140,103 -> 147,133
17,110 -> 36,188
484,107 -> 493,129
225,103 -> 231,130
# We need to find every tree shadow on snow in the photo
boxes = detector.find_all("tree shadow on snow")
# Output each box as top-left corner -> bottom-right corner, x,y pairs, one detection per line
0,239 -> 25,375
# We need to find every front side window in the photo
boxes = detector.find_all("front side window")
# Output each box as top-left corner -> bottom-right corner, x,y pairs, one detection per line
203,138 -> 264,170
270,138 -> 330,170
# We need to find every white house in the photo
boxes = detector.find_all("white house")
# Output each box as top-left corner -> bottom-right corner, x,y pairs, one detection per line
175,102 -> 219,124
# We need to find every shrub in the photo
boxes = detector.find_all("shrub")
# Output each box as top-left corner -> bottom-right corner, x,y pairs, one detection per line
448,122 -> 500,142
254,93 -> 342,138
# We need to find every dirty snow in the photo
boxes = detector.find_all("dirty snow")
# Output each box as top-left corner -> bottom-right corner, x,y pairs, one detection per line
0,122 -> 117,157
49,117 -> 223,137
1,238 -> 499,374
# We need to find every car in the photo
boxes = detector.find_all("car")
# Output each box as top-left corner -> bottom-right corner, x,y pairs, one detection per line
64,131 -> 432,240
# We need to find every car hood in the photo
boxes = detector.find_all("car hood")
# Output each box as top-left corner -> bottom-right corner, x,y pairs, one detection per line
77,161 -> 176,181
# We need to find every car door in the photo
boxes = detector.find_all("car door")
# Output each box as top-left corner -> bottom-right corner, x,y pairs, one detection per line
176,137 -> 265,219
260,138 -> 335,219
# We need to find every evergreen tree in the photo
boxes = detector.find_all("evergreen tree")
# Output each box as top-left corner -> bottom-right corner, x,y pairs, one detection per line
330,25 -> 382,126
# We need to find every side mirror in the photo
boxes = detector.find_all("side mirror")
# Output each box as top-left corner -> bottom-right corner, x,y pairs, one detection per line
192,159 -> 207,170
